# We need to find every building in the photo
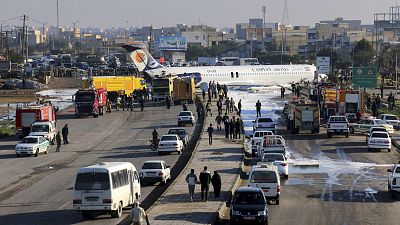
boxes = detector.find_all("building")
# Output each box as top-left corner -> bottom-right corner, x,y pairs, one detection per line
181,25 -> 218,48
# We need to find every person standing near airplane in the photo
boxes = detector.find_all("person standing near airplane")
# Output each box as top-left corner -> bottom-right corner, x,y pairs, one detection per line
255,100 -> 262,117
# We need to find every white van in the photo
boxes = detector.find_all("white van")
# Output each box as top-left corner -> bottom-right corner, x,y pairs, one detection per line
248,163 -> 280,205
29,121 -> 57,145
73,162 -> 141,219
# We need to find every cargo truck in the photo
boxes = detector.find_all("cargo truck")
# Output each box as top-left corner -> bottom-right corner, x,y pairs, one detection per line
152,77 -> 173,102
84,76 -> 146,96
172,77 -> 195,104
284,98 -> 320,134
16,104 -> 56,138
74,88 -> 107,118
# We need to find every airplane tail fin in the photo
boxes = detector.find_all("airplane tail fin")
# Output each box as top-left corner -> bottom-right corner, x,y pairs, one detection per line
122,44 -> 163,72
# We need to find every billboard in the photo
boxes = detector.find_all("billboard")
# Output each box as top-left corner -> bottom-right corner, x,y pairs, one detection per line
159,37 -> 187,51
352,67 -> 377,88
316,57 -> 330,74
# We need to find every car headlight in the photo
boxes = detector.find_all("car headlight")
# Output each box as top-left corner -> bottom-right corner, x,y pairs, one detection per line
139,172 -> 143,177
258,210 -> 267,216
232,210 -> 241,216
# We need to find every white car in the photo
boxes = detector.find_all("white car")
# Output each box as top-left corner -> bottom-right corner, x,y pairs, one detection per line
378,114 -> 400,130
327,116 -> 349,138
250,130 -> 274,157
262,153 -> 289,178
350,118 -> 394,134
253,117 -> 276,132
15,136 -> 50,157
248,163 -> 280,205
367,131 -> 391,152
387,164 -> 400,199
177,111 -> 195,126
140,160 -> 171,185
158,134 -> 184,155
365,127 -> 388,142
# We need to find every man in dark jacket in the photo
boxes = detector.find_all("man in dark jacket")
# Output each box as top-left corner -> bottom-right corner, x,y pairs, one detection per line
199,166 -> 211,201
223,115 -> 230,138
235,118 -> 241,139
207,124 -> 214,145
211,171 -> 221,198
55,131 -> 61,152
62,124 -> 69,144
237,100 -> 242,116
229,119 -> 235,140
255,100 -> 262,117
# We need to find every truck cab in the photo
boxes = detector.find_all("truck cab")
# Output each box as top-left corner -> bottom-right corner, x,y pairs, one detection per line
29,121 -> 57,145
74,88 -> 106,118
388,164 -> 400,199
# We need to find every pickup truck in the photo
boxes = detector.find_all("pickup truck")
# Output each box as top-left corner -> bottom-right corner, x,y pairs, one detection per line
387,164 -> 400,199
327,116 -> 349,138
250,130 -> 274,157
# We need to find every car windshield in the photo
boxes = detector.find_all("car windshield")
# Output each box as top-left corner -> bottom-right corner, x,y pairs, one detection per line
329,117 -> 347,122
20,137 -> 38,143
258,118 -> 273,123
168,129 -> 186,135
250,171 -> 277,183
75,172 -> 110,190
142,163 -> 162,169
372,133 -> 388,138
386,116 -> 398,120
179,112 -> 191,116
263,154 -> 284,161
233,191 -> 265,204
371,128 -> 386,133
161,136 -> 177,141
31,125 -> 49,132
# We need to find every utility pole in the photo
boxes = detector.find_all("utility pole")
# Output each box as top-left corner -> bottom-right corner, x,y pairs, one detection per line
56,0 -> 59,28
396,53 -> 398,96
42,23 -> 47,56
21,15 -> 28,63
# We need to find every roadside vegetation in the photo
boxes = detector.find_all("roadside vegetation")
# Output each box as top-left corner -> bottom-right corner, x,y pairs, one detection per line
0,121 -> 15,137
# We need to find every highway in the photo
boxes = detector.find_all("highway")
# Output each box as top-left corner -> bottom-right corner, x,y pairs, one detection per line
0,103 -> 197,225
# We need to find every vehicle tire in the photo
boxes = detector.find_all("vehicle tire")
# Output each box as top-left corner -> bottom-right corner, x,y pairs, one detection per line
327,133 -> 332,138
178,123 -> 181,127
34,149 -> 39,157
16,154 -> 20,158
45,146 -> 49,154
349,127 -> 355,134
315,127 -> 320,133
178,150 -> 181,155
391,192 -> 396,200
367,147 -> 371,152
158,151 -> 162,156
311,129 -> 315,134
111,202 -> 122,218
389,148 -> 391,152
82,211 -> 94,219
150,143 -> 157,151
276,199 -> 280,205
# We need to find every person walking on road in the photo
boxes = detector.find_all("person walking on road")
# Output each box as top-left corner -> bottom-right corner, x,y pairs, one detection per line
166,96 -> 171,109
229,119 -> 235,140
206,101 -> 212,116
202,89 -> 206,102
130,201 -> 148,225
237,100 -> 242,116
255,100 -> 262,117
223,114 -> 230,138
235,118 -> 241,139
216,99 -> 223,115
230,98 -> 235,113
62,124 -> 69,144
215,114 -> 222,131
139,96 -> 145,112
207,124 -> 215,145
186,169 -> 198,202
199,166 -> 211,202
55,131 -> 61,152
211,171 -> 221,198
196,105 -> 202,120
225,98 -> 230,113
281,87 -> 285,98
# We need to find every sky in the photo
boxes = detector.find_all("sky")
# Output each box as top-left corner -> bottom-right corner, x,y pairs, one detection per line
0,0 -> 397,29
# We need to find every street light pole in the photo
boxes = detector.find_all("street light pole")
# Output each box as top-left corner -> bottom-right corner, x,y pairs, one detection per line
396,53 -> 398,96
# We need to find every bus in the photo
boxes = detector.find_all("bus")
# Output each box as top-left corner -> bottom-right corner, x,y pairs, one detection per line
233,58 -> 260,66
219,57 -> 239,66
73,162 -> 141,219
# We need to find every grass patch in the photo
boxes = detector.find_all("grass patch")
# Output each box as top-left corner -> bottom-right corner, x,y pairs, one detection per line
0,121 -> 15,137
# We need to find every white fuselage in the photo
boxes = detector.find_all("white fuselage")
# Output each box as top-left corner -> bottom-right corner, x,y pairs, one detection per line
146,64 -> 316,86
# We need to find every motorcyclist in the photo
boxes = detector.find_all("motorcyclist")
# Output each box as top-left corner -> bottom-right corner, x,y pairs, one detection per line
152,129 -> 159,144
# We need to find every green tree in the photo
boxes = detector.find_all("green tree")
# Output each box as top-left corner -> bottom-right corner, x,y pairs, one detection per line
353,38 -> 374,67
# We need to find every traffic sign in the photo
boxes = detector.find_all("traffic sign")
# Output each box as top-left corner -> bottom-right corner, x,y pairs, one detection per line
352,67 -> 377,88
317,57 -> 330,74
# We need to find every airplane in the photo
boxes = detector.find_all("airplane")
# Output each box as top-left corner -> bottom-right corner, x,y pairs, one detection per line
122,45 -> 316,87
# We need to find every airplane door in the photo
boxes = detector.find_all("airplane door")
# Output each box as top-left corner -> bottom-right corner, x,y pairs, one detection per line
236,72 -> 239,78
129,170 -> 134,204
231,72 -> 234,78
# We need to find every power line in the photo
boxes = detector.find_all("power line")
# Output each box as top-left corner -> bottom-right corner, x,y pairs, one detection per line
0,16 -> 23,23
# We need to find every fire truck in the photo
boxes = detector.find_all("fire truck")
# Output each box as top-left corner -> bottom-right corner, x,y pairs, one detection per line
284,98 -> 320,134
74,88 -> 107,118
16,104 -> 56,137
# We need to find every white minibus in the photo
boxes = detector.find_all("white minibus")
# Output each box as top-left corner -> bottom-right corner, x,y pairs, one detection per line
73,162 -> 141,219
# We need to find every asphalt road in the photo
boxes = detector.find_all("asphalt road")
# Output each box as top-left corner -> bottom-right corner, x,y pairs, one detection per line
220,127 -> 400,225
0,103 -> 197,225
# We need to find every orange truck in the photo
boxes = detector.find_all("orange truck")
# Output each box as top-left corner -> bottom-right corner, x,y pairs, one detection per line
172,77 -> 195,104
